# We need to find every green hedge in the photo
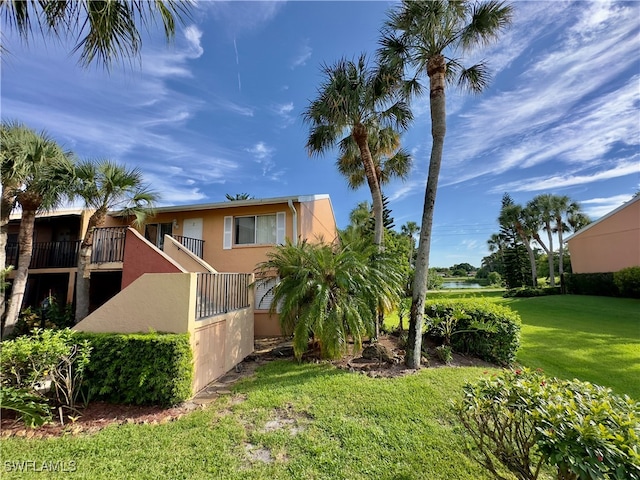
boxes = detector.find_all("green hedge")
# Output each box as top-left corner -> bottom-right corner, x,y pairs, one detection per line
425,298 -> 521,366
76,332 -> 193,406
614,266 -> 640,299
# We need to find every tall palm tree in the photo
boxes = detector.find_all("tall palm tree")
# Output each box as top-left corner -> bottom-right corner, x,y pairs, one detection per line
225,193 -> 253,201
303,54 -> 412,248
379,0 -> 513,368
529,194 -> 556,287
401,221 -> 420,266
1,0 -> 191,68
336,126 -> 412,192
73,159 -> 158,322
2,127 -> 74,337
552,197 -> 589,279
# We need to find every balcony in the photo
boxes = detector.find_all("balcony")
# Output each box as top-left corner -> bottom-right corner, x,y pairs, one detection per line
171,235 -> 204,259
5,240 -> 81,269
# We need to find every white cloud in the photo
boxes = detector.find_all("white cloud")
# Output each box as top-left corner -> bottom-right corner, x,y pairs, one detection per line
291,41 -> 312,69
184,25 -> 204,59
247,142 -> 274,160
580,193 -> 635,219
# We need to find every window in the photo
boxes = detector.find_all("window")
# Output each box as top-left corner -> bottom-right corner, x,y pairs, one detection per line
223,212 -> 285,249
145,222 -> 173,250
254,276 -> 279,311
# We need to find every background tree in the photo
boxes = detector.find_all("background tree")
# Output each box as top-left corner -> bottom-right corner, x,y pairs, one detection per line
2,127 -> 74,337
0,0 -> 191,68
225,193 -> 253,201
401,221 -> 420,267
304,54 -> 411,247
499,200 -> 538,287
73,160 -> 158,322
379,0 -> 513,368
528,194 -> 557,287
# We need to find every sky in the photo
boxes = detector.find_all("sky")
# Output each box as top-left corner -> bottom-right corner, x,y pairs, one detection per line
1,0 -> 639,268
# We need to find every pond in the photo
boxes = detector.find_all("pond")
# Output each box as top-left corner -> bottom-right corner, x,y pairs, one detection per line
441,281 -> 483,289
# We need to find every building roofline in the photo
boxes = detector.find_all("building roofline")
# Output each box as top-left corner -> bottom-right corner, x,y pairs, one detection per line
565,195 -> 640,242
9,208 -> 87,221
110,194 -> 331,216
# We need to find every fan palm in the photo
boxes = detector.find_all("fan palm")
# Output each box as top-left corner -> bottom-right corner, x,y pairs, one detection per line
499,202 -> 538,288
529,194 -> 557,287
1,125 -> 74,337
401,221 -> 420,266
255,239 -> 404,360
379,0 -> 513,368
0,0 -> 191,68
73,159 -> 158,321
303,54 -> 412,247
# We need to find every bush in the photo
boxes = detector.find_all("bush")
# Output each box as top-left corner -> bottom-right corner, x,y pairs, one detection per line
487,271 -> 502,287
6,298 -> 75,339
456,369 -> 640,480
425,298 -> 520,366
0,386 -> 51,428
0,328 -> 91,417
565,272 -> 618,297
76,332 -> 193,406
614,266 -> 640,298
434,345 -> 452,364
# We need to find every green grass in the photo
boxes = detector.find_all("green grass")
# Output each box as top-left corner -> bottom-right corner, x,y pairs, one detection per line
1,363 -> 500,480
503,295 -> 640,399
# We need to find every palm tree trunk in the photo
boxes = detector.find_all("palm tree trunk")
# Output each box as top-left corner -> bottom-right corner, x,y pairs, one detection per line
0,192 -> 14,325
546,224 -> 555,287
353,124 -> 384,247
407,54 -> 446,369
74,209 -> 105,322
3,204 -> 37,337
557,215 -> 565,277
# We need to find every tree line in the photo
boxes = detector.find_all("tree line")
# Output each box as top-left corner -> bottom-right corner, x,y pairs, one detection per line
481,193 -> 590,289
0,122 -> 157,338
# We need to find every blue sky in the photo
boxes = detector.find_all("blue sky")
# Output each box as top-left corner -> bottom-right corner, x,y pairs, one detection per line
1,1 -> 639,268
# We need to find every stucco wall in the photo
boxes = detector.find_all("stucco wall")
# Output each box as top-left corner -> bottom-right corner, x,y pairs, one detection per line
568,199 -> 640,273
121,229 -> 185,289
299,197 -> 338,244
74,273 -> 195,334
254,311 -> 283,337
163,235 -> 217,273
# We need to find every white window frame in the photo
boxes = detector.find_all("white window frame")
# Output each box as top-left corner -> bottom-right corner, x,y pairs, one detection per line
255,276 -> 280,311
223,212 -> 286,249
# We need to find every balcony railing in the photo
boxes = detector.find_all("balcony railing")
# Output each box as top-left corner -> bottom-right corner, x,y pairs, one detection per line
91,227 -> 127,264
172,235 -> 204,259
196,273 -> 251,319
5,240 -> 81,269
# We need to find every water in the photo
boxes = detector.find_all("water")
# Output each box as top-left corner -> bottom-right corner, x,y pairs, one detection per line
441,281 -> 482,289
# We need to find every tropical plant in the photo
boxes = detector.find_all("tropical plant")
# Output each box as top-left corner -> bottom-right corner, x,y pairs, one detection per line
0,0 -> 192,68
73,159 -> 158,322
499,199 -> 538,288
379,0 -> 513,368
225,193 -> 253,201
304,54 -> 412,247
528,194 -> 558,287
255,238 -> 404,360
1,124 -> 74,337
401,221 -> 420,266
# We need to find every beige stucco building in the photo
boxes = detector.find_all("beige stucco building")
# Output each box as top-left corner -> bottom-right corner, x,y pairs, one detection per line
566,195 -> 640,273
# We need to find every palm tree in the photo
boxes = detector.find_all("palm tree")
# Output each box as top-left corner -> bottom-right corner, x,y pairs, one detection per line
303,54 -> 412,247
401,221 -> 420,266
2,127 -> 74,337
552,197 -> 589,279
225,193 -> 253,201
336,126 -> 412,193
255,238 -> 404,360
0,0 -> 191,68
529,194 -> 556,287
379,0 -> 513,368
73,159 -> 158,322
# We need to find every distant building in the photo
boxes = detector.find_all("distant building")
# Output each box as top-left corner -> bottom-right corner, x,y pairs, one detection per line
566,196 -> 640,273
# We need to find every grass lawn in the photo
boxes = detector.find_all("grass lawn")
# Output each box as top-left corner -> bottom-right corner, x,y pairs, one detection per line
1,363 -> 501,480
503,294 -> 640,399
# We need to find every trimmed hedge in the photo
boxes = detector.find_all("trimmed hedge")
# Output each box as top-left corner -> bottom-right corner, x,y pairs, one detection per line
76,332 -> 193,406
564,272 -> 618,297
425,298 -> 521,366
614,266 -> 640,299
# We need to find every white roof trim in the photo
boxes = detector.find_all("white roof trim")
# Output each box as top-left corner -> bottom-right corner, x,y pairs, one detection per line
565,195 -> 640,242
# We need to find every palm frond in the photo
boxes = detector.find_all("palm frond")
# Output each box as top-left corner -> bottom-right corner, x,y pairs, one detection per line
457,62 -> 490,94
460,0 -> 513,50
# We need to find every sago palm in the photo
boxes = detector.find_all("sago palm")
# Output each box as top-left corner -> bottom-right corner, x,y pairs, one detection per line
1,126 -> 74,337
255,239 -> 404,360
304,54 -> 412,247
73,159 -> 158,321
379,0 -> 513,368
0,0 -> 192,68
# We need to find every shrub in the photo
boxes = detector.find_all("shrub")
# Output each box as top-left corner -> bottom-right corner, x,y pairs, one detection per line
565,272 -> 618,297
487,271 -> 502,287
456,369 -> 640,480
0,328 -> 91,417
76,332 -> 193,406
6,298 -> 75,339
425,298 -> 520,366
0,386 -> 51,428
434,345 -> 452,364
614,266 -> 640,298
